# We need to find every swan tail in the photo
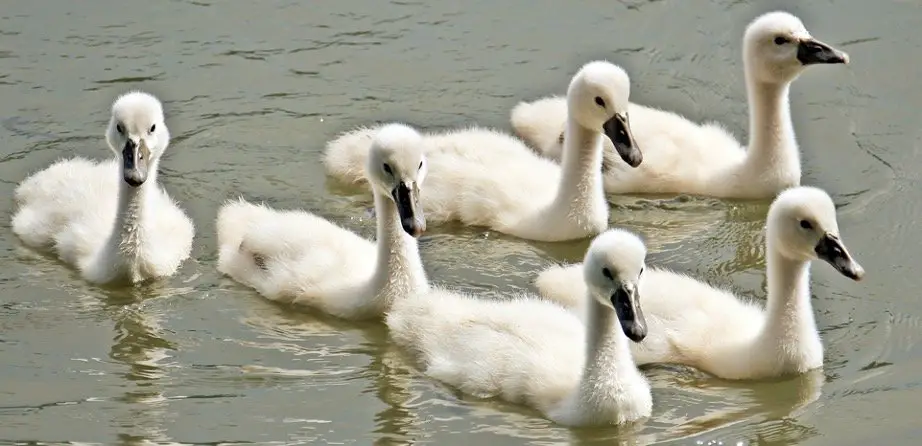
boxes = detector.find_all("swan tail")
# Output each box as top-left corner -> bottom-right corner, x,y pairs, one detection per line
509,96 -> 567,158
322,125 -> 383,184
533,264 -> 584,310
215,198 -> 275,279
11,205 -> 56,248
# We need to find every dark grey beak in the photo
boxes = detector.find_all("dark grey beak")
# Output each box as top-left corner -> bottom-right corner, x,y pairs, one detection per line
601,113 -> 642,168
611,284 -> 646,342
815,232 -> 864,281
122,139 -> 149,187
797,39 -> 849,65
392,181 -> 426,238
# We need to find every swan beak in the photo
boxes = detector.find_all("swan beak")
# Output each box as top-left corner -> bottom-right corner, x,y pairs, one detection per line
392,181 -> 426,238
797,39 -> 849,65
122,139 -> 149,187
611,283 -> 647,342
815,232 -> 864,281
602,113 -> 642,168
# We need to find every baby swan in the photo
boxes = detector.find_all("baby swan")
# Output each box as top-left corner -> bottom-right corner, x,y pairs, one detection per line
510,11 -> 849,198
386,229 -> 651,426
12,91 -> 194,284
323,60 -> 641,242
535,186 -> 864,380
216,124 -> 428,320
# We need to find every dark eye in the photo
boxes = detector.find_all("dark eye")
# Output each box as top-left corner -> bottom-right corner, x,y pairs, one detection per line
116,124 -> 124,135
149,124 -> 156,133
639,266 -> 645,276
601,267 -> 613,280
418,161 -> 423,170
594,96 -> 606,108
799,219 -> 813,230
383,163 -> 393,175
774,36 -> 789,45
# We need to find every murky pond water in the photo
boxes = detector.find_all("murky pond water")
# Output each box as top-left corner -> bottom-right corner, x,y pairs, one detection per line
2,0 -> 921,444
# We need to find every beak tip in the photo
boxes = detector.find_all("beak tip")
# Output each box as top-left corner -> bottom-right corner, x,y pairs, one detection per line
615,145 -> 643,168
629,151 -> 643,168
402,221 -> 425,238
851,266 -> 865,281
627,326 -> 647,343
123,175 -> 145,187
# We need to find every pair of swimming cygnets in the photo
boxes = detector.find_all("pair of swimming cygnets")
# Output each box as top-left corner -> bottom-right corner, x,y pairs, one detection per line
11,11 -> 865,426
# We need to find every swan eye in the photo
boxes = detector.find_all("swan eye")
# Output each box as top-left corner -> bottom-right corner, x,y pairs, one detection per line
418,161 -> 423,171
774,36 -> 790,46
601,267 -> 613,280
594,96 -> 606,108
116,124 -> 124,135
383,163 -> 393,175
149,124 -> 156,133
799,219 -> 813,230
639,266 -> 645,276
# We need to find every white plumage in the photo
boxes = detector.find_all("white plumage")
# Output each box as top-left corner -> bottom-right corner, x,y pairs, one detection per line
323,60 -> 643,242
216,123 -> 429,321
510,11 -> 849,198
386,229 -> 651,426
12,91 -> 194,284
535,187 -> 865,380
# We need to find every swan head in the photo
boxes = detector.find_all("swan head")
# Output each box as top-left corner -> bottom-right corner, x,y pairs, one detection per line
582,229 -> 648,342
567,61 -> 642,168
744,12 -> 849,85
767,186 -> 864,281
366,123 -> 428,237
105,91 -> 170,188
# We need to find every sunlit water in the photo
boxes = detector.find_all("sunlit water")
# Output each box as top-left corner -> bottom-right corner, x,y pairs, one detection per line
2,0 -> 921,444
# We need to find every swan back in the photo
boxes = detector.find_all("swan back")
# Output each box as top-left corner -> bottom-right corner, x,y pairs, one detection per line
744,12 -> 849,84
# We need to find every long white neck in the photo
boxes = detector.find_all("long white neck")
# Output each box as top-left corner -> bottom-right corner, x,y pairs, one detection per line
758,237 -> 818,359
574,295 -> 637,415
369,190 -> 428,313
554,117 -> 606,224
102,160 -> 160,281
742,73 -> 801,180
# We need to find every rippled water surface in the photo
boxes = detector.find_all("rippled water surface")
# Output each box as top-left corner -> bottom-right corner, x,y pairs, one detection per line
2,0 -> 921,444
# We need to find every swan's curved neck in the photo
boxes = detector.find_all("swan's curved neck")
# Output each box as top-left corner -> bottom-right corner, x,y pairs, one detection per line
760,238 -> 816,352
555,119 -> 605,216
743,76 -> 799,175
575,296 -> 635,411
370,190 -> 428,312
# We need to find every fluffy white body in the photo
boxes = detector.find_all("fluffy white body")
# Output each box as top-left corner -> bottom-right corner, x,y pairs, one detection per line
387,229 -> 652,426
535,187 -> 865,380
216,124 -> 429,321
12,91 -> 194,284
510,11 -> 849,198
323,61 -> 643,242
